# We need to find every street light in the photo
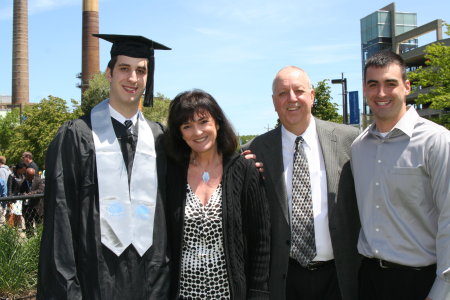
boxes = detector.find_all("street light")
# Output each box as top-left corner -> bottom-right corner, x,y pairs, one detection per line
331,73 -> 348,124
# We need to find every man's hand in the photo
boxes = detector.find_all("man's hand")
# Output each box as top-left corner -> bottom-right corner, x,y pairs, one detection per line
241,149 -> 264,173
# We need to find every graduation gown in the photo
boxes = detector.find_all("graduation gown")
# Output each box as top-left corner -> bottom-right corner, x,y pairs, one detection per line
37,114 -> 169,300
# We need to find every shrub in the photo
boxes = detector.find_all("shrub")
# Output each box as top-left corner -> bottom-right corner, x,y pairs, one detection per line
0,225 -> 41,298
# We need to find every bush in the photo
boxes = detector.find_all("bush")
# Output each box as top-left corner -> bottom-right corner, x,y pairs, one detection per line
0,225 -> 41,298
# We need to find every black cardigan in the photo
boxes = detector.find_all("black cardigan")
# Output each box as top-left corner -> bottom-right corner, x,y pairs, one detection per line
166,153 -> 270,300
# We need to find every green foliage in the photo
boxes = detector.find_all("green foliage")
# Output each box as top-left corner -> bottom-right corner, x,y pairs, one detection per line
427,113 -> 450,130
0,225 -> 42,298
4,96 -> 81,168
408,25 -> 450,110
238,135 -> 257,146
81,72 -> 110,115
142,93 -> 171,125
312,80 -> 342,123
0,108 -> 21,155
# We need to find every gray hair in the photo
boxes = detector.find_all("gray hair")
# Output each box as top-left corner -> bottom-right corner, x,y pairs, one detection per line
272,66 -> 312,94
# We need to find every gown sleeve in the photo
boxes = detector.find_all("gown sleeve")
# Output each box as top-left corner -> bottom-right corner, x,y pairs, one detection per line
37,121 -> 84,300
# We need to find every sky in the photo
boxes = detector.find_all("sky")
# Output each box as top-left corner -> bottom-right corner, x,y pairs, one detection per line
0,0 -> 449,135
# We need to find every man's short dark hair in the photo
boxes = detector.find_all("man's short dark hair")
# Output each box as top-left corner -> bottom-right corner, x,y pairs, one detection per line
364,50 -> 407,82
15,162 -> 27,170
107,56 -> 119,75
166,89 -> 238,164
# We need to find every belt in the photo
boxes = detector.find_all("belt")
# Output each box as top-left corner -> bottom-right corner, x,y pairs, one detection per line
290,258 -> 335,271
365,257 -> 436,271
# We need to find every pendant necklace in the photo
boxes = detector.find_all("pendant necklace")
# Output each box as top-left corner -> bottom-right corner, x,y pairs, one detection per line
191,154 -> 221,184
202,171 -> 210,183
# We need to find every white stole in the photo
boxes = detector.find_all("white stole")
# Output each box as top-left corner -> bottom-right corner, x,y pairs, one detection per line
91,99 -> 158,256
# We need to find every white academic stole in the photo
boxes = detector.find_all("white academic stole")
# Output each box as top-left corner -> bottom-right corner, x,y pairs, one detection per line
91,99 -> 158,256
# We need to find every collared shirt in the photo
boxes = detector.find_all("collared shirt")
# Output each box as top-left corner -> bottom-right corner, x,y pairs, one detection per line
351,107 -> 450,300
282,118 -> 333,261
109,104 -> 139,133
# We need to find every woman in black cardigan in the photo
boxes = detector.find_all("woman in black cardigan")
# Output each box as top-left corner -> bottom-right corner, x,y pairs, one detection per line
165,89 -> 270,300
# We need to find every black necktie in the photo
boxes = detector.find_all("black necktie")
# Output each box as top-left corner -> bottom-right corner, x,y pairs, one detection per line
290,136 -> 316,266
124,120 -> 133,134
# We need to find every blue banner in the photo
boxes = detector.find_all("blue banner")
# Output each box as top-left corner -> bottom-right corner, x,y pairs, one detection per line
349,91 -> 359,125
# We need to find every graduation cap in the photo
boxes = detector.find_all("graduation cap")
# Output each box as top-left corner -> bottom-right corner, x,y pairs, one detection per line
93,34 -> 171,107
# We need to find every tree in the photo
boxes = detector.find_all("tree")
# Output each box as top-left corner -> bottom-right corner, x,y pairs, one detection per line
408,24 -> 450,111
80,72 -> 110,115
0,108 -> 21,155
5,96 -> 81,168
312,79 -> 342,123
141,93 -> 171,125
238,135 -> 257,146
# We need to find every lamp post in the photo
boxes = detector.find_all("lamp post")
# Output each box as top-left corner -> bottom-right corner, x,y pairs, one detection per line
331,73 -> 348,124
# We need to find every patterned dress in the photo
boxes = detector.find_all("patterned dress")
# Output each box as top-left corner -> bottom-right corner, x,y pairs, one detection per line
179,184 -> 231,300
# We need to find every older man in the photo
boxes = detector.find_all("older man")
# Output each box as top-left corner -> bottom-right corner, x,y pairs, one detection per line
22,151 -> 39,173
247,66 -> 360,300
352,50 -> 450,300
19,167 -> 44,237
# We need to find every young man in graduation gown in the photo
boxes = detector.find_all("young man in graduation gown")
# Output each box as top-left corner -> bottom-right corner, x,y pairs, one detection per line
37,34 -> 171,300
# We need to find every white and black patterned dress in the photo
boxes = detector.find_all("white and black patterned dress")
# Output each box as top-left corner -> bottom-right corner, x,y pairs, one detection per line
179,184 -> 231,300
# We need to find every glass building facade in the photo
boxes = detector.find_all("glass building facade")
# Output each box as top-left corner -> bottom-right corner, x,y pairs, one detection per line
361,10 -> 418,66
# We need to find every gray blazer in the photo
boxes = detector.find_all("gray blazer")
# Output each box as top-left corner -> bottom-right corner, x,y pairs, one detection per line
247,118 -> 361,300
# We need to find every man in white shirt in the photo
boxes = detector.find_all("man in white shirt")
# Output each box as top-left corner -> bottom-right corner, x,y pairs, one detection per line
247,66 -> 360,300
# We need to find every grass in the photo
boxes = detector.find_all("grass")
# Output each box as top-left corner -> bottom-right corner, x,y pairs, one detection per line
0,225 -> 41,299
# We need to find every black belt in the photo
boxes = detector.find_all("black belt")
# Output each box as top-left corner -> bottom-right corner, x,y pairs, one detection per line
290,258 -> 335,271
364,257 -> 436,271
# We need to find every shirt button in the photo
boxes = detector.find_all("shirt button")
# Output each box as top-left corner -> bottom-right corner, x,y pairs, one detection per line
376,205 -> 380,209
375,182 -> 380,186
375,228 -> 380,232
377,160 -> 382,163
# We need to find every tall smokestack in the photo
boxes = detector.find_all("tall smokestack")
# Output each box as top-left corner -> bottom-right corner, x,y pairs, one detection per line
81,0 -> 99,95
12,0 -> 29,105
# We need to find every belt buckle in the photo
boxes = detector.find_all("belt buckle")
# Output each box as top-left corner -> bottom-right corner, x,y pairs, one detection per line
306,261 -> 322,271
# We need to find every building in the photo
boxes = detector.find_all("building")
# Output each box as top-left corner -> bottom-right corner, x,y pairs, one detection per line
360,2 -> 449,125
0,95 -> 13,118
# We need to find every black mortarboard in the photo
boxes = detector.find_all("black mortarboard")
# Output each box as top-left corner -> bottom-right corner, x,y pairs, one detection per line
93,34 -> 171,107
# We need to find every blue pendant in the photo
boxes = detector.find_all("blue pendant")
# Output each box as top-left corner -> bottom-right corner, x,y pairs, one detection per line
202,171 -> 210,183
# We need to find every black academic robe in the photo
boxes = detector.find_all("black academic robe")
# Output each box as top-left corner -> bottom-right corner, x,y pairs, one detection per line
37,114 -> 169,300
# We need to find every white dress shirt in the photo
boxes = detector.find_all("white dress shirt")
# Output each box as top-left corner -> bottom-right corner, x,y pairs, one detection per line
109,104 -> 139,133
282,118 -> 333,261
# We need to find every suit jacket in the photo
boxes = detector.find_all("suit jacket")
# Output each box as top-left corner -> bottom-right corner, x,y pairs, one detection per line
247,118 -> 361,300
19,176 -> 45,215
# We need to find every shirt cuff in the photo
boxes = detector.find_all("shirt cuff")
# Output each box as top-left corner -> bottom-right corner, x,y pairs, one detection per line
427,276 -> 450,300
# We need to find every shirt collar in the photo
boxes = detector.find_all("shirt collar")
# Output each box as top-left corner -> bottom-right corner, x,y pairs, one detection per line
392,106 -> 418,137
108,102 -> 139,125
281,117 -> 317,149
369,106 -> 418,138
